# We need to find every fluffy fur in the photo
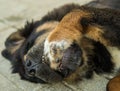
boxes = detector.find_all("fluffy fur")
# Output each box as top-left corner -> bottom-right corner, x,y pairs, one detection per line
44,6 -> 120,72
1,2 -> 120,91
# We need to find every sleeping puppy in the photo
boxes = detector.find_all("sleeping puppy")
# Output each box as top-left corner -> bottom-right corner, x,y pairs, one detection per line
2,21 -> 64,83
2,20 -> 83,83
2,0 -> 120,86
2,4 -> 86,83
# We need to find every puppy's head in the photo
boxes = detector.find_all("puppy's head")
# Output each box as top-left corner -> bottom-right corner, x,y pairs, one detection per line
24,38 -> 83,82
24,42 -> 63,83
23,21 -> 64,83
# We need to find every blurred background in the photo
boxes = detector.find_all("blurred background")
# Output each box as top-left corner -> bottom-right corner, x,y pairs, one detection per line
0,0 -> 119,91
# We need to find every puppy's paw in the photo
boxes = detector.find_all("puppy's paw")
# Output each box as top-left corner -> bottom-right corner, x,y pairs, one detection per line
44,39 -> 72,70
58,43 -> 82,77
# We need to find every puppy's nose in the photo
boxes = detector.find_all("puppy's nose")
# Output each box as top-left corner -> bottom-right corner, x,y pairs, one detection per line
25,60 -> 37,76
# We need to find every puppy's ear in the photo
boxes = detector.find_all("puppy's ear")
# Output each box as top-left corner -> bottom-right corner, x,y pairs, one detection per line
2,31 -> 25,60
5,31 -> 25,48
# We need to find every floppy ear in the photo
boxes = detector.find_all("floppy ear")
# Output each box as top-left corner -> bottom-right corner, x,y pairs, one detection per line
5,31 -> 25,48
2,31 -> 25,61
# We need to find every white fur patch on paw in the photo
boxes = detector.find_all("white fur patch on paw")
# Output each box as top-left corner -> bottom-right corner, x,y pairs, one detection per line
44,39 -> 71,64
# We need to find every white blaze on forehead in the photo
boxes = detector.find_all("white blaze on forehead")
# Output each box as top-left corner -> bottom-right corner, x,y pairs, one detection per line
44,38 -> 72,62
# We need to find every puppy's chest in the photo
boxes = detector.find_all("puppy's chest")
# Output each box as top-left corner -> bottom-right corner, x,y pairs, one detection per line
107,47 -> 120,69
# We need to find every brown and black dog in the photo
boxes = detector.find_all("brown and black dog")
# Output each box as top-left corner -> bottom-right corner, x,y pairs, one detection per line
1,1 -> 120,91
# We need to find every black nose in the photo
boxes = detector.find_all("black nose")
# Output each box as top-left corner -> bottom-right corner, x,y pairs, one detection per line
25,60 -> 37,76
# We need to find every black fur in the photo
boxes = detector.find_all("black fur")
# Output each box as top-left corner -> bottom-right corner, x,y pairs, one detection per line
80,6 -> 120,46
85,0 -> 120,10
93,41 -> 114,73
79,37 -> 114,79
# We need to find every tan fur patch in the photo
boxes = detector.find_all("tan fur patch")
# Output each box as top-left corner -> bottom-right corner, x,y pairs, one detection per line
85,25 -> 110,46
47,9 -> 111,46
64,69 -> 80,83
35,21 -> 59,33
7,31 -> 25,54
50,61 -> 60,70
47,10 -> 91,43
35,21 -> 59,44
8,40 -> 24,54
8,31 -> 25,42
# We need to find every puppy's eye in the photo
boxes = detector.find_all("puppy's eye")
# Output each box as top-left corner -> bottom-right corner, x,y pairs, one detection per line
26,41 -> 34,51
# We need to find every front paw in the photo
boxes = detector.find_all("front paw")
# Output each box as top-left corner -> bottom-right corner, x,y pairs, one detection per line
58,43 -> 82,77
44,39 -> 71,69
